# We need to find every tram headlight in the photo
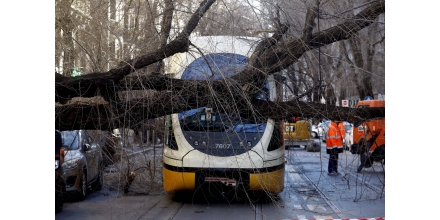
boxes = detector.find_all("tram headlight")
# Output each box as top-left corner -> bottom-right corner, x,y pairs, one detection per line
194,140 -> 199,146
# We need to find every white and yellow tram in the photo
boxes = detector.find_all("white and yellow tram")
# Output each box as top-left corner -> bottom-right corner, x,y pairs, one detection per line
162,36 -> 285,193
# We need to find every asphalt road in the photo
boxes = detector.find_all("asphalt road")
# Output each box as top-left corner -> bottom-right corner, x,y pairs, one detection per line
55,140 -> 385,220
285,141 -> 385,219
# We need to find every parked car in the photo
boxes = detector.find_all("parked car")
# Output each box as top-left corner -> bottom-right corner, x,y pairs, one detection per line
61,130 -> 104,201
88,130 -> 122,167
318,120 -> 331,142
311,124 -> 324,138
55,130 -> 66,213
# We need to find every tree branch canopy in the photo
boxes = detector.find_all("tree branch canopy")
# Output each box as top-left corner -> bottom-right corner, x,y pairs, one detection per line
55,0 -> 385,131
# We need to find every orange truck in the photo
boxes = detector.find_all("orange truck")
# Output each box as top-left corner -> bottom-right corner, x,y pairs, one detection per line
350,99 -> 385,172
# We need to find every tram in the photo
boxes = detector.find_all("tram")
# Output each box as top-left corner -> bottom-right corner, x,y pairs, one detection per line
162,36 -> 285,193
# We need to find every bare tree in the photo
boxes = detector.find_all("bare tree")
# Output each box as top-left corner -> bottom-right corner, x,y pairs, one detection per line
54,0 -> 386,203
55,0 -> 76,75
56,0 -> 385,132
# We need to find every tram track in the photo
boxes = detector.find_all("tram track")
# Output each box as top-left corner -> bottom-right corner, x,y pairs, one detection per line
322,153 -> 385,196
285,144 -> 385,219
168,202 -> 185,220
288,160 -> 347,220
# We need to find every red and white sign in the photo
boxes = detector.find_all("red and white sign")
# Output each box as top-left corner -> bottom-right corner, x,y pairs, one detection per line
342,99 -> 349,107
205,177 -> 237,186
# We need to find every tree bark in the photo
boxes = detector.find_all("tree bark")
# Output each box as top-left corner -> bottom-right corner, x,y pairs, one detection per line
55,0 -> 385,131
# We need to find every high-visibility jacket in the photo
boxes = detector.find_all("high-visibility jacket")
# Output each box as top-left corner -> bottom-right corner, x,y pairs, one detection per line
338,122 -> 346,139
326,121 -> 343,154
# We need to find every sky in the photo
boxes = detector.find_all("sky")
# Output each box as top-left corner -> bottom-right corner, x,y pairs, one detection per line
0,1 -> 436,219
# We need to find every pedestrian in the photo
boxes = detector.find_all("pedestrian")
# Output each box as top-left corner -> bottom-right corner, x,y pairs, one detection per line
326,120 -> 344,175
338,121 -> 346,149
338,121 -> 346,139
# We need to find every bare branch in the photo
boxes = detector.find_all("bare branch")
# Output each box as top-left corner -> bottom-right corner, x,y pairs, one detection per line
55,0 -> 385,131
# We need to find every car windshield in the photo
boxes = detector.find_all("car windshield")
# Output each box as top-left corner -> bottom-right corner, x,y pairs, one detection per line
320,121 -> 330,127
61,130 -> 80,150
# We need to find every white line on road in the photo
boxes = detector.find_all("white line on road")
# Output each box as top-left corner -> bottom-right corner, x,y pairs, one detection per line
285,163 -> 346,219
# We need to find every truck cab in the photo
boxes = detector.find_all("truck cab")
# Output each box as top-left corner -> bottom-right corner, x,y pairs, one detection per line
356,99 -> 385,108
283,118 -> 320,152
351,99 -> 385,171
283,119 -> 312,140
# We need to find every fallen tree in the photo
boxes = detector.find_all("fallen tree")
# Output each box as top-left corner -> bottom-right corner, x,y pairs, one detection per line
55,0 -> 385,131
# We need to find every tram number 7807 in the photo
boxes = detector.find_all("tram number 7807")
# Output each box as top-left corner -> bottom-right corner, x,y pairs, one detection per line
215,143 -> 232,149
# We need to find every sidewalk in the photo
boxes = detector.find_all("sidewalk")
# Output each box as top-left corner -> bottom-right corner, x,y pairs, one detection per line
122,142 -> 163,157
103,142 -> 162,173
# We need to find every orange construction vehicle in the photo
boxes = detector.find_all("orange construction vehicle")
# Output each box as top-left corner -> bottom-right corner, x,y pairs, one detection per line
350,99 -> 385,172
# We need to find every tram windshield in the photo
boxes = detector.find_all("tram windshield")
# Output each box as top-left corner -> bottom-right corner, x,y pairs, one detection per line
179,108 -> 266,132
178,52 -> 268,133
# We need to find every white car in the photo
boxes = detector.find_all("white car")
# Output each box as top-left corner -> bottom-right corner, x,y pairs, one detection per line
344,124 -> 354,151
311,124 -> 324,138
318,120 -> 331,142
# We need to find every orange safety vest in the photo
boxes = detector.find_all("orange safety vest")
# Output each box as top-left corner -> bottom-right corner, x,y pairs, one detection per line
338,122 -> 346,139
326,121 -> 343,154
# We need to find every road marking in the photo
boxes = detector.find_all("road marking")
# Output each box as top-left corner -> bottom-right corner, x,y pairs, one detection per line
286,163 -> 346,219
307,204 -> 326,211
293,205 -> 303,210
286,165 -> 304,182
302,196 -> 319,201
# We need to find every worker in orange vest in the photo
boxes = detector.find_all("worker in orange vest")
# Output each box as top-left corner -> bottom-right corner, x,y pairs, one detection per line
338,121 -> 346,149
326,120 -> 344,175
338,121 -> 346,139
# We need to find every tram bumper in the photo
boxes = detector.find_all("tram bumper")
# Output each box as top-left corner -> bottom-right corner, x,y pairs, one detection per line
248,155 -> 285,193
163,165 -> 196,191
163,151 -> 284,193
